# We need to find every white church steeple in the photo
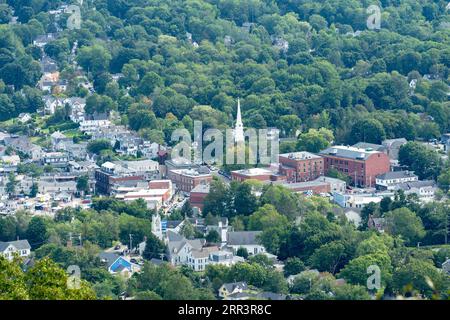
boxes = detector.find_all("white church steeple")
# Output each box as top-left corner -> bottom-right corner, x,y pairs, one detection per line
234,98 -> 244,143
151,213 -> 163,240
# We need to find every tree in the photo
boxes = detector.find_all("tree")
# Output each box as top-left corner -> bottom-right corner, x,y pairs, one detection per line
349,118 -> 386,144
384,208 -> 425,246
233,182 -> 258,216
297,128 -> 334,153
77,45 -> 112,74
0,216 -> 17,241
437,168 -> 450,192
308,241 -> 347,274
180,201 -> 193,218
138,72 -> 163,96
180,220 -> 195,239
260,184 -> 301,220
278,115 -> 301,137
236,247 -> 249,259
203,179 -> 231,217
76,175 -> 89,194
26,217 -> 48,250
87,139 -> 112,155
29,182 -> 38,198
392,258 -> 448,298
333,284 -> 371,300
0,256 -> 28,300
0,4 -> 12,24
398,142 -> 442,180
283,257 -> 306,277
135,290 -> 163,300
248,204 -> 289,231
6,172 -> 17,198
338,253 -> 392,288
206,230 -> 220,243
25,258 -> 96,300
142,234 -> 166,260
85,94 -> 117,115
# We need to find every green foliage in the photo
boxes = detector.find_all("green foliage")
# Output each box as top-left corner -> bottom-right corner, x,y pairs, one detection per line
283,257 -> 306,277
142,234 -> 166,260
399,142 -> 442,180
392,258 -> 449,299
385,208 -> 426,246
296,128 -> 333,153
236,247 -> 249,259
130,263 -> 214,300
87,139 -> 112,155
206,230 -> 220,243
248,204 -> 289,231
26,216 -> 49,250
0,256 -> 95,300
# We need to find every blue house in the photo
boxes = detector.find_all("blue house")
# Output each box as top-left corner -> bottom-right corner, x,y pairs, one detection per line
99,252 -> 139,275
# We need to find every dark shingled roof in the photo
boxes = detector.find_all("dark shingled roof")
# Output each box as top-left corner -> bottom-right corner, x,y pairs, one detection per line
0,240 -> 31,252
227,231 -> 262,246
376,171 -> 417,180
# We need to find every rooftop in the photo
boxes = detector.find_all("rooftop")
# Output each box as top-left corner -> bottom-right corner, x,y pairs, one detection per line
232,167 -> 274,176
170,167 -> 211,177
352,142 -> 386,151
190,184 -> 210,194
227,231 -> 262,246
320,145 -> 381,160
279,151 -> 322,160
376,171 -> 418,180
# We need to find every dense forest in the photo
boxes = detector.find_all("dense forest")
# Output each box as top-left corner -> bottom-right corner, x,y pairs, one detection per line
0,0 -> 449,145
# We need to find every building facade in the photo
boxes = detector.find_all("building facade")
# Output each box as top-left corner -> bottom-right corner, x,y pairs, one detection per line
320,146 -> 390,187
279,152 -> 324,183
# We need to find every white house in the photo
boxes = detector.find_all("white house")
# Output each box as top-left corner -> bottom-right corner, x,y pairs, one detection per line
226,231 -> 266,256
18,113 -> 32,123
79,120 -> 111,135
376,171 -> 418,190
394,180 -> 437,201
218,282 -> 248,299
0,240 -> 31,261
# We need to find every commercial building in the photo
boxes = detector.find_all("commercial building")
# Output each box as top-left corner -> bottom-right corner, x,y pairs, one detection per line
167,167 -> 212,193
278,152 -> 324,183
319,146 -> 390,187
375,171 -> 418,190
190,184 -> 210,211
95,162 -> 145,195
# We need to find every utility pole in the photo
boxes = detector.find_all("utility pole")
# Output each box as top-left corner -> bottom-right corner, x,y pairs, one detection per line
129,234 -> 133,253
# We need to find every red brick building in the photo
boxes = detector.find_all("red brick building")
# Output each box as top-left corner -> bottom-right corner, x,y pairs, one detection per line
281,180 -> 330,195
279,152 -> 324,183
95,162 -> 145,195
319,146 -> 390,187
189,184 -> 210,211
167,167 -> 212,193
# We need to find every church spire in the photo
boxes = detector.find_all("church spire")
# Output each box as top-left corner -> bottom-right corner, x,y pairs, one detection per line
234,98 -> 244,143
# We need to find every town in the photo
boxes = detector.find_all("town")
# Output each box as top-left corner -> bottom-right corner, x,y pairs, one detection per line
0,0 -> 449,302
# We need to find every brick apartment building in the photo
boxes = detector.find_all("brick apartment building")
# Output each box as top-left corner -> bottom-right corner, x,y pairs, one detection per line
190,184 -> 210,211
167,167 -> 212,193
319,146 -> 390,187
95,162 -> 144,195
279,152 -> 324,183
